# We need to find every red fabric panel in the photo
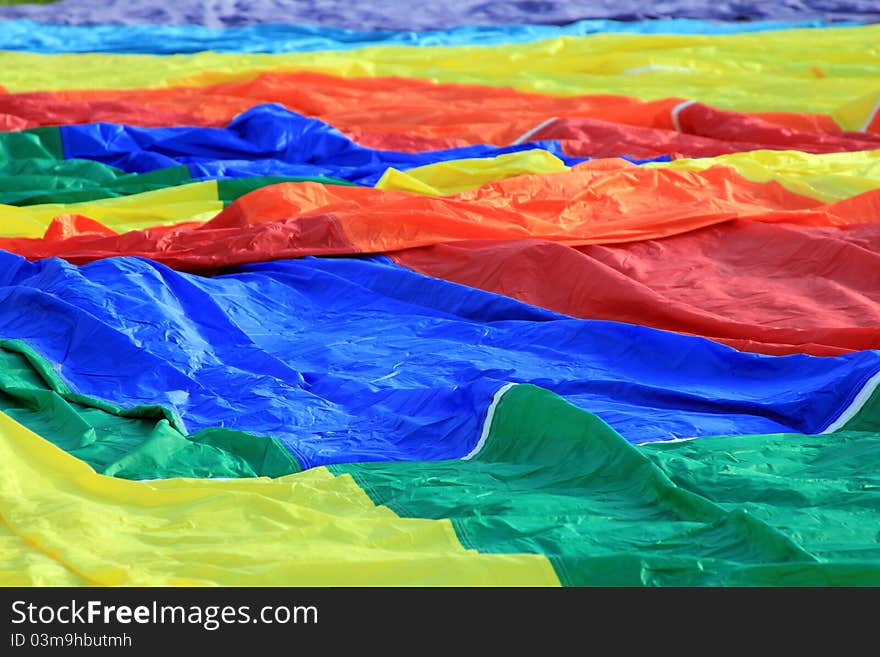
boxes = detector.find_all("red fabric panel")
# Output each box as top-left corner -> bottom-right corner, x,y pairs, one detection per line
394,221 -> 880,356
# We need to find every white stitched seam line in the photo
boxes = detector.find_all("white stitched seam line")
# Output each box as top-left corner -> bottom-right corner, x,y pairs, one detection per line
512,117 -> 559,145
670,99 -> 697,132
821,369 -> 880,434
463,382 -> 516,460
859,95 -> 880,133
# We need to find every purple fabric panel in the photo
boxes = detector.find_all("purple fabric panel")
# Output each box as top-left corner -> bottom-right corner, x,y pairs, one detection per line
0,0 -> 877,29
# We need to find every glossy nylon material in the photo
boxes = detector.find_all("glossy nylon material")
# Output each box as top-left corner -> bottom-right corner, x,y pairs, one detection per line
0,182 -> 220,238
6,147 -> 876,242
375,150 -> 570,195
337,383 -> 880,586
0,409 -> 558,586
377,149 -> 880,200
2,143 -> 876,237
0,125 -> 354,207
0,18 -> 861,55
0,176 -> 354,238
0,72 -> 853,146
3,335 -> 880,482
2,251 -> 880,469
56,104 -> 596,182
2,160 -> 194,207
0,0 -> 876,29
648,149 -> 880,203
2,26 -> 879,131
5,383 -> 880,587
394,221 -> 880,357
10,86 -> 879,161
0,339 -> 302,479
3,375 -> 880,585
528,110 -> 880,158
1,10 -> 878,591
8,161 -> 880,270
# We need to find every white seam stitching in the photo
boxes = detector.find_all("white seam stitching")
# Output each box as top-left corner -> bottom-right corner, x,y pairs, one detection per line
511,116 -> 559,145
859,95 -> 880,133
463,382 -> 515,460
821,369 -> 880,434
670,99 -> 697,132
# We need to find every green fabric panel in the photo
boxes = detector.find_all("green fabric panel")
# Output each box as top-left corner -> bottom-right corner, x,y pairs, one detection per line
25,125 -> 64,158
0,163 -> 354,207
2,159 -> 142,202
216,175 -> 355,204
643,432 -> 880,570
839,383 -> 880,432
0,163 -> 194,206
0,339 -> 301,479
332,383 -> 880,586
0,126 -> 63,161
0,153 -> 194,206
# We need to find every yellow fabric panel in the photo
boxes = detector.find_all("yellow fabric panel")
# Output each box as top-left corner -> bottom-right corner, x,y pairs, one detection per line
834,91 -> 880,133
379,148 -> 880,202
648,149 -> 880,203
0,411 -> 560,586
0,181 -> 222,238
376,149 -> 569,195
0,532 -> 84,586
2,24 -> 879,128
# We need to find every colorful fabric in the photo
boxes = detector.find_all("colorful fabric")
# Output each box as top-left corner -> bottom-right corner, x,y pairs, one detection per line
1,0 -> 877,28
6,162 -> 879,268
394,222 -> 880,356
53,104 -> 594,181
3,26 -> 879,134
3,379 -> 880,586
0,72 -> 852,138
1,18 -> 864,55
4,251 -> 880,470
2,3 -> 880,587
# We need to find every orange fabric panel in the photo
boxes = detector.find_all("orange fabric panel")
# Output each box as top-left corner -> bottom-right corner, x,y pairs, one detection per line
4,160 -> 879,273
